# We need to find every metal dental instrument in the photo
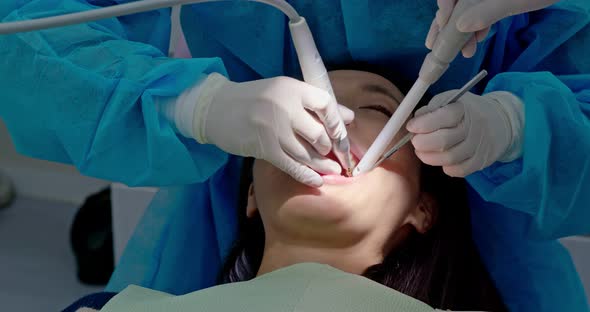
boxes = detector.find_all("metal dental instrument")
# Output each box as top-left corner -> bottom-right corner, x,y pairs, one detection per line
368,69 -> 488,171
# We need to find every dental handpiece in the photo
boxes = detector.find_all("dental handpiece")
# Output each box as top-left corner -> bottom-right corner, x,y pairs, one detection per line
289,18 -> 353,174
353,0 -> 478,177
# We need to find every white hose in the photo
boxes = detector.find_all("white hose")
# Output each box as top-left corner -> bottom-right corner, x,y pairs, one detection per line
0,0 -> 300,35
168,5 -> 183,57
246,0 -> 300,21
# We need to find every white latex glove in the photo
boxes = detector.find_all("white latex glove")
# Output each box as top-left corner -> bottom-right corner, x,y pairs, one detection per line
426,0 -> 560,57
192,73 -> 354,187
406,90 -> 524,177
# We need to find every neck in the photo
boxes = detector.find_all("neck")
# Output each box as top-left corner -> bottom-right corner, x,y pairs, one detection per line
257,238 -> 383,276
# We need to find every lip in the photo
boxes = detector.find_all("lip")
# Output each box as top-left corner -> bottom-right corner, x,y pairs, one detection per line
322,174 -> 359,185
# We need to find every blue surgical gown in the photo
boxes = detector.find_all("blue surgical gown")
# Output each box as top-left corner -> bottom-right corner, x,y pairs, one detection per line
0,1 -> 589,311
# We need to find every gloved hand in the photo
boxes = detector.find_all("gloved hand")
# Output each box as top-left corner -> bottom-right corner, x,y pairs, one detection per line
426,0 -> 560,57
406,90 -> 524,177
192,73 -> 354,187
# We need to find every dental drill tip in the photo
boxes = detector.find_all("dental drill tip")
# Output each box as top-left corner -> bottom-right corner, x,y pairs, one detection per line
345,167 -> 353,177
344,146 -> 354,177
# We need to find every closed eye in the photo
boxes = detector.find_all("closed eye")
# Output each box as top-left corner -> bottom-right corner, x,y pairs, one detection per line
359,105 -> 393,118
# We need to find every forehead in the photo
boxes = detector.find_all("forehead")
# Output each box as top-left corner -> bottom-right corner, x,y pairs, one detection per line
328,70 -> 404,103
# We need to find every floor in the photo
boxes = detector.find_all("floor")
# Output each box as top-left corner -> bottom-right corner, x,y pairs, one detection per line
0,197 -> 103,311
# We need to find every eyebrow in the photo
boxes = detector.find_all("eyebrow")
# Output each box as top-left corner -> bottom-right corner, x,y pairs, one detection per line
360,83 -> 402,106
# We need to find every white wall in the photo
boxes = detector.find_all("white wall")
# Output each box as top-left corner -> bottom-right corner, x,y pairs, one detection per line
562,236 -> 590,301
0,119 -> 109,204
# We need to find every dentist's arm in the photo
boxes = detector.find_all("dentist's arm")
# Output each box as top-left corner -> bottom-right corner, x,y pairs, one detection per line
413,2 -> 590,239
0,0 -> 231,186
0,1 -> 353,188
163,73 -> 354,187
407,90 -> 524,178
426,0 -> 560,57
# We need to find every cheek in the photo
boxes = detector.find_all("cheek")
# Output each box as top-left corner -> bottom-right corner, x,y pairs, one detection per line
252,160 -> 287,208
348,113 -> 410,153
363,156 -> 421,223
382,146 -> 421,185
251,160 -> 315,219
348,114 -> 385,143
346,114 -> 422,225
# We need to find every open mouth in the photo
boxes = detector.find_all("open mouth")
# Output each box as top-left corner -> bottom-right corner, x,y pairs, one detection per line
323,150 -> 360,177
319,148 -> 362,185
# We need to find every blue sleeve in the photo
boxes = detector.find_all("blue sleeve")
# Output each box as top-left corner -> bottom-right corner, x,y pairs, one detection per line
468,1 -> 590,239
0,1 -> 229,186
106,156 -> 243,294
468,187 -> 589,312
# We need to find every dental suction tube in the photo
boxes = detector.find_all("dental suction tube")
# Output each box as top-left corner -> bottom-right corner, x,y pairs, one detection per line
353,0 -> 478,176
0,0 -> 301,35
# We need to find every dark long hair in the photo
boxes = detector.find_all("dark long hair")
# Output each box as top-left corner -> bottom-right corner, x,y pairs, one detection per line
219,64 -> 507,311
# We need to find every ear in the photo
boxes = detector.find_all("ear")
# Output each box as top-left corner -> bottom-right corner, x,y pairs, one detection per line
246,183 -> 258,218
406,193 -> 437,234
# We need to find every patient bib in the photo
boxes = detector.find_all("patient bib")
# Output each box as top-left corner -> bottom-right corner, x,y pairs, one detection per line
101,263 -> 439,312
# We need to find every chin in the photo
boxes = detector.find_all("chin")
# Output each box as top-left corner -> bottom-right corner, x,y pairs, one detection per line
276,191 -> 356,225
273,193 -> 372,245
275,166 -> 386,221
254,159 -> 411,235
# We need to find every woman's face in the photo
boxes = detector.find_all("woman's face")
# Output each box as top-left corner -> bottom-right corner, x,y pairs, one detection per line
249,70 -> 433,251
